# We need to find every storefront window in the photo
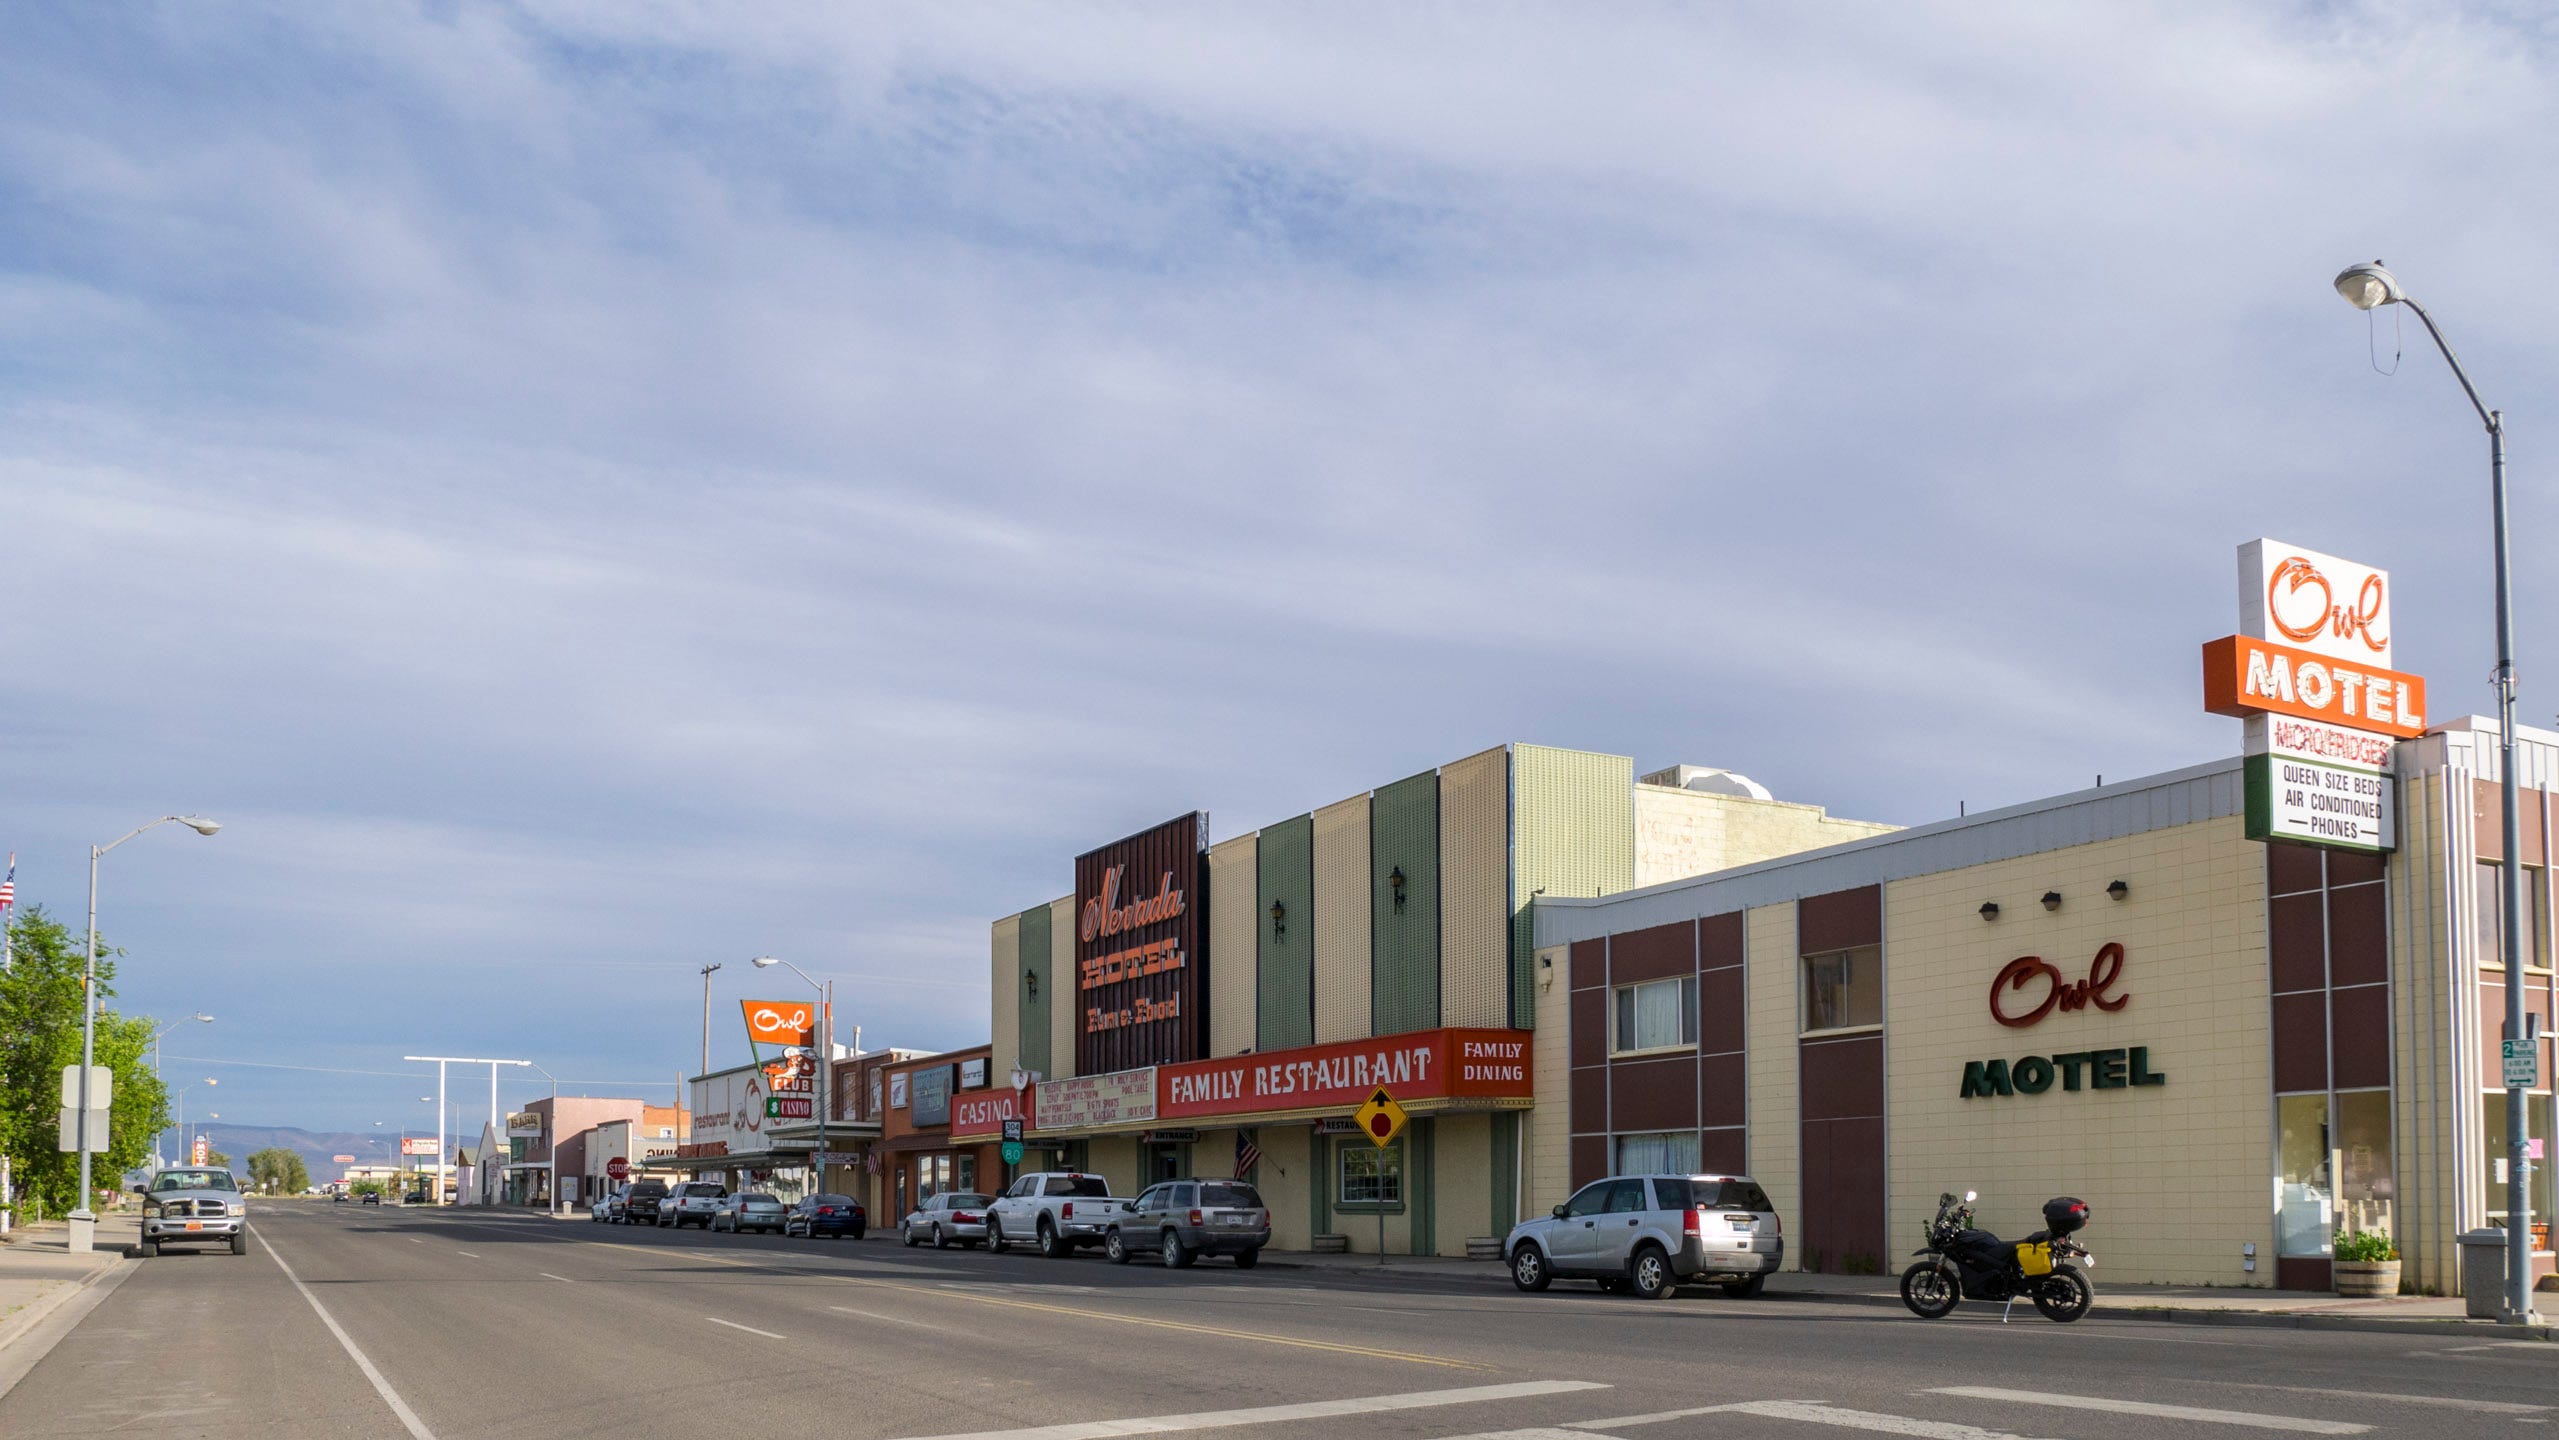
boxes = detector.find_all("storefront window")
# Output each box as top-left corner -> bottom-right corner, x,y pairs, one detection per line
956,1154 -> 977,1193
1613,976 -> 1698,1053
2334,1090 -> 2394,1242
2483,1092 -> 2557,1249
2276,1093 -> 2331,1257
1802,948 -> 1882,1033
1616,1131 -> 1701,1174
1337,1140 -> 1402,1209
2474,863 -> 2549,970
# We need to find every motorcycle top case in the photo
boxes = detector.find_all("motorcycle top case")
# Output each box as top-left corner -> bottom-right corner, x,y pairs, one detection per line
2042,1196 -> 2089,1236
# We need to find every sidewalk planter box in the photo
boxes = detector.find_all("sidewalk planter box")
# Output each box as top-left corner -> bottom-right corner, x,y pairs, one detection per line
1310,1234 -> 1349,1254
2333,1259 -> 2401,1298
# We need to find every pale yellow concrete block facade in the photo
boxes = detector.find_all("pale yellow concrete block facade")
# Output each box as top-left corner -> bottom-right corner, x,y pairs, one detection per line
1744,903 -> 1802,1249
1441,746 -> 1510,1028
2391,773 -> 2459,1290
1635,785 -> 1899,889
1208,834 -> 1259,1058
1313,795 -> 1374,1044
1049,896 -> 1076,1080
1884,816 -> 2269,1286
989,914 -> 1020,1092
1529,943 -> 1573,1216
1261,1125 -> 1317,1251
1436,1113 -> 1493,1252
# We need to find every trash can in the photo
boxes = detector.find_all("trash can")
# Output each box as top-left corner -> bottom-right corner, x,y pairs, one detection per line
2460,1228 -> 2511,1319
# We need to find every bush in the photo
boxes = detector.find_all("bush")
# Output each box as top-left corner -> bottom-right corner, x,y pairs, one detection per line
2334,1228 -> 2398,1263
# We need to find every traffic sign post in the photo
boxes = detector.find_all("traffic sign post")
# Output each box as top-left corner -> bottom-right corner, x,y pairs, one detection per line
1351,1088 -> 1409,1264
2505,1038 -> 2540,1089
606,1157 -> 630,1181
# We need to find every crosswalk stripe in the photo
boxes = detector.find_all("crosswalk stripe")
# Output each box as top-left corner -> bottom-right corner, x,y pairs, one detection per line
875,1381 -> 1609,1440
1445,1402 -> 2056,1440
1928,1387 -> 2369,1434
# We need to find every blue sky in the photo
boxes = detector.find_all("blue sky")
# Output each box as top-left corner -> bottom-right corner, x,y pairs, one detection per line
5,2 -> 2556,1135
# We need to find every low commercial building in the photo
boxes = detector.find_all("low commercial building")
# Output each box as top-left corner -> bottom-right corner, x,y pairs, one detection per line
877,1046 -> 1002,1222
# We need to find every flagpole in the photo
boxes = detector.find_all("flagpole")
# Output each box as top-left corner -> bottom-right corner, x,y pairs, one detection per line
2,852 -> 15,973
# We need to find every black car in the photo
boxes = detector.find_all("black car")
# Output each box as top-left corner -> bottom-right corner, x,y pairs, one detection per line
785,1193 -> 866,1239
361,1191 -> 381,1205
621,1179 -> 670,1224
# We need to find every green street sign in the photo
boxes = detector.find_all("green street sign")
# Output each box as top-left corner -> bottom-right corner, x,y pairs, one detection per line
2505,1038 -> 2540,1089
1001,1140 -> 1025,1165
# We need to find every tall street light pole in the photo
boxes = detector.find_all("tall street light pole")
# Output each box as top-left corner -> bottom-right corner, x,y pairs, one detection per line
71,815 -> 221,1253
175,1078 -> 214,1163
147,1013 -> 213,1168
698,961 -> 723,1077
2335,261 -> 2537,1324
405,1056 -> 530,1206
752,956 -> 831,1201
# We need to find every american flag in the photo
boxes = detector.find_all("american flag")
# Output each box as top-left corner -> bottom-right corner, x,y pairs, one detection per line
0,853 -> 14,913
1233,1129 -> 1260,1179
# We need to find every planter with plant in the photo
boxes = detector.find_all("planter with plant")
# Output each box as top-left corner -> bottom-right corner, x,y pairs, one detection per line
2332,1228 -> 2400,1297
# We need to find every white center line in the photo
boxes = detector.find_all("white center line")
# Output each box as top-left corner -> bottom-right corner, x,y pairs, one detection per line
1453,1404 -> 2057,1440
454,1251 -> 478,1258
829,1304 -> 952,1332
878,1381 -> 1610,1440
1929,1387 -> 2369,1434
539,1273 -> 576,1284
260,1234 -> 437,1440
707,1317 -> 787,1340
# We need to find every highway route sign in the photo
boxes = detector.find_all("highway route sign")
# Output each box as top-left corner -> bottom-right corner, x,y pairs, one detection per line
1002,1118 -> 1024,1143
2505,1038 -> 2540,1089
1353,1087 -> 1408,1149
1001,1140 -> 1026,1164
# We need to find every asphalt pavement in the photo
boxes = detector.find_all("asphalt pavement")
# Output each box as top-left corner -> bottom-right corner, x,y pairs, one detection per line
0,1201 -> 2550,1440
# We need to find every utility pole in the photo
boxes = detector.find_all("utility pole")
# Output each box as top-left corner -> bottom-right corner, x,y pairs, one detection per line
405,1056 -> 529,1206
698,962 -> 723,1076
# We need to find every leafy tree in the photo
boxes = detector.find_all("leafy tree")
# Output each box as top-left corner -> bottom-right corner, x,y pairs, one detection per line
247,1148 -> 310,1195
349,1178 -> 386,1198
0,906 -> 173,1216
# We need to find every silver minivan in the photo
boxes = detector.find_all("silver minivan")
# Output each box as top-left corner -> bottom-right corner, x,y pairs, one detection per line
1504,1173 -> 1782,1299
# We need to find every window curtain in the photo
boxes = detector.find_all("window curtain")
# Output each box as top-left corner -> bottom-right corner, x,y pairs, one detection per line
1615,1131 -> 1700,1174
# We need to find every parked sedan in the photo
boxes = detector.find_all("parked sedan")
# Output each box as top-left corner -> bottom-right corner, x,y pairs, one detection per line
1106,1179 -> 1269,1268
901,1191 -> 992,1249
785,1193 -> 868,1240
589,1192 -> 615,1222
712,1191 -> 786,1234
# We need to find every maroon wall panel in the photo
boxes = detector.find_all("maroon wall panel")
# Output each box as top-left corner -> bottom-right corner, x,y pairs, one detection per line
1611,921 -> 1696,984
2268,893 -> 2326,994
1609,1055 -> 1700,1132
2271,991 -> 2329,1094
1698,1127 -> 1746,1176
1800,1034 -> 1884,1122
1570,1067 -> 1608,1131
1570,1136 -> 1608,1191
2266,843 -> 2324,896
2327,849 -> 2385,887
2329,987 -> 2391,1089
1570,988 -> 1608,1066
1799,1116 -> 1887,1272
2276,1257 -> 2331,1292
1798,886 -> 1882,955
1074,811 -> 1208,1075
1698,1051 -> 1746,1129
1699,910 -> 1746,970
1570,939 -> 1608,991
1699,966 -> 1745,1055
2326,883 -> 2388,988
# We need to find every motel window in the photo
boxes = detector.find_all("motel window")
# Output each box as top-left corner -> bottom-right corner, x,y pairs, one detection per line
2484,1092 -> 2556,1247
1801,948 -> 1882,1033
2276,1092 -> 2396,1258
1613,975 -> 1698,1054
1337,1139 -> 1403,1210
2473,864 -> 2550,970
1616,1131 -> 1701,1175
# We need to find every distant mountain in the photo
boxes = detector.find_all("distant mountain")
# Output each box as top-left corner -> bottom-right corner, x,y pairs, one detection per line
173,1122 -> 426,1181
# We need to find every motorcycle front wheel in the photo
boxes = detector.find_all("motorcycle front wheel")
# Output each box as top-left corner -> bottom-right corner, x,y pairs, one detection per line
1899,1261 -> 1959,1319
2032,1265 -> 2093,1323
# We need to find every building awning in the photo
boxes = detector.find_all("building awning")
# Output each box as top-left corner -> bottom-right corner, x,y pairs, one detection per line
1020,1028 -> 1534,1142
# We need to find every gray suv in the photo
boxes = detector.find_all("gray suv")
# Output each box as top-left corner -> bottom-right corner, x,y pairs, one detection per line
1105,1179 -> 1270,1268
136,1167 -> 249,1257
1505,1173 -> 1781,1300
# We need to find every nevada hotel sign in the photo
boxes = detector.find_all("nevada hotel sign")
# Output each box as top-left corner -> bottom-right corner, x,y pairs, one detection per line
2203,539 -> 2418,853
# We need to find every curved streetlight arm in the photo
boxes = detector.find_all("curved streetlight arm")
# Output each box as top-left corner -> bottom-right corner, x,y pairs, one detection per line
2395,296 -> 2499,435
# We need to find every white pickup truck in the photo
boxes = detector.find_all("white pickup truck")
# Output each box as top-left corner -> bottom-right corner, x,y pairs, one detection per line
986,1172 -> 1120,1258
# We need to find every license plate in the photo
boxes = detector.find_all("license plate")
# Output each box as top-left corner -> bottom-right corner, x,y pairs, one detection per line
1221,1214 -> 1251,1225
184,1222 -> 203,1232
1730,1220 -> 1753,1231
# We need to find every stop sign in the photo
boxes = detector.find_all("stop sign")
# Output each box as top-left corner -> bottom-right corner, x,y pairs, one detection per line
606,1157 -> 630,1180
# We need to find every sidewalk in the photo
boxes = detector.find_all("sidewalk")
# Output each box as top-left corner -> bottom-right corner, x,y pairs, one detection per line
0,1213 -> 140,1359
1261,1249 -> 2559,1340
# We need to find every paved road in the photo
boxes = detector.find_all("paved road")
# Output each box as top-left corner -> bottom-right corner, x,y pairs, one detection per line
0,1203 -> 2549,1439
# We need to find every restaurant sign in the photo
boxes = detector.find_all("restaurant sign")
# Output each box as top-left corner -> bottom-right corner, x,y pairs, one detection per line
1035,1068 -> 1157,1131
951,1085 -> 1036,1143
1156,1027 -> 1532,1122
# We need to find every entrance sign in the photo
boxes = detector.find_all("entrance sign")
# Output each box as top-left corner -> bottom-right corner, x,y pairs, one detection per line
1353,1087 -> 1409,1147
2505,1039 -> 2540,1089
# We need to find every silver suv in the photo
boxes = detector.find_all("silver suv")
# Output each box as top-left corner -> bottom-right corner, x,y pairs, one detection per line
1106,1179 -> 1270,1268
136,1167 -> 249,1258
1505,1173 -> 1781,1300
660,1181 -> 727,1228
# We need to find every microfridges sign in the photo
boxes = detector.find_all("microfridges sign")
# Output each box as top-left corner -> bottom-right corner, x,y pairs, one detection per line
2202,538 -> 2412,853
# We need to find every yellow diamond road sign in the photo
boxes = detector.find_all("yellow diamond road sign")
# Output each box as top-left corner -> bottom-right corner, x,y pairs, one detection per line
1352,1087 -> 1408,1148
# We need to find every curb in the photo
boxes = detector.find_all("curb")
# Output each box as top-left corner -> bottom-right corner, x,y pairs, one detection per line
0,1254 -> 126,1359
1758,1284 -> 2558,1341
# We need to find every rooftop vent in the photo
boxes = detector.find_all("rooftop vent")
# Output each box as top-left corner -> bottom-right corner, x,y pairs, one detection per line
1638,764 -> 1774,801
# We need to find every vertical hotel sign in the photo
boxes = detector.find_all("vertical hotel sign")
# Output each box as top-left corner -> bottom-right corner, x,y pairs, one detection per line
1076,811 -> 1209,1076
2202,539 -> 2421,852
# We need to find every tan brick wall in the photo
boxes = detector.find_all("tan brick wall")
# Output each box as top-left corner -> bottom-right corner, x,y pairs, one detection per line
1441,746 -> 1511,1028
1884,816 -> 2269,1286
1745,903 -> 1802,1251
1529,943 -> 1573,1216
1313,794 -> 1374,1044
1049,896 -> 1076,1080
2393,773 -> 2457,1290
989,914 -> 1020,1091
1209,834 -> 1259,1058
1435,1113 -> 1494,1255
1263,1125 -> 1316,1250
1635,786 -> 1898,888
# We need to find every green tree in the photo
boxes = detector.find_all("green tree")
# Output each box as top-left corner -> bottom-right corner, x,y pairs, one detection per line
349,1178 -> 386,1198
246,1148 -> 310,1195
0,906 -> 173,1216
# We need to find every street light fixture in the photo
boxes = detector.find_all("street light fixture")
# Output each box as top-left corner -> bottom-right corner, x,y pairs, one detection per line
2331,259 -> 2534,1324
752,956 -> 835,1202
71,815 -> 220,1254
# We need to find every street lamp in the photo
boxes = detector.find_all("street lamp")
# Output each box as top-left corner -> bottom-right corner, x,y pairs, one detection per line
71,815 -> 220,1253
2333,260 -> 2535,1325
175,1078 -> 214,1163
752,956 -> 833,1202
147,1013 -> 213,1167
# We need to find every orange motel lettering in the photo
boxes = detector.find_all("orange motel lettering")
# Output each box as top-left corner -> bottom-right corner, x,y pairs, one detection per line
2201,633 -> 2426,740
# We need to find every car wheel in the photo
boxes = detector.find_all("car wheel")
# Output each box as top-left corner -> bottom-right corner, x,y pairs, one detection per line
231,1233 -> 249,1257
987,1219 -> 1008,1253
1509,1245 -> 1550,1292
851,1223 -> 865,1241
1628,1245 -> 1675,1300
934,1225 -> 950,1250
1234,1248 -> 1260,1269
1037,1220 -> 1067,1259
1721,1274 -> 1767,1299
1161,1230 -> 1194,1269
903,1223 -> 920,1247
138,1240 -> 159,1259
1105,1229 -> 1131,1264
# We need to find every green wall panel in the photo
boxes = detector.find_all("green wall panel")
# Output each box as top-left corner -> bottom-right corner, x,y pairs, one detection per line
1510,745 -> 1634,1026
1017,902 -> 1052,1077
1490,1112 -> 1518,1234
1256,814 -> 1316,1052
1411,1117 -> 1436,1257
1369,770 -> 1441,1035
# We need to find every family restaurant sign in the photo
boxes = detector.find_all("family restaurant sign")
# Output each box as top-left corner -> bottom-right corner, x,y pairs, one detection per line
1155,1028 -> 1532,1122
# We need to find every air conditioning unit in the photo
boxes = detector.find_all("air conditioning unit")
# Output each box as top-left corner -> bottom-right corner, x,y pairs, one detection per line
1639,764 -> 1774,801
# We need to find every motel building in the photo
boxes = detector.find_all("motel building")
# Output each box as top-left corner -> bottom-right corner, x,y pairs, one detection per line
974,543 -> 2555,1292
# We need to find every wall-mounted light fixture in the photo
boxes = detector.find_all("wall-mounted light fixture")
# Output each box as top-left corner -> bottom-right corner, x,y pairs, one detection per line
1389,866 -> 1407,912
2107,879 -> 2130,901
1269,899 -> 1287,940
2041,891 -> 2064,912
1979,901 -> 2000,921
1024,967 -> 1040,999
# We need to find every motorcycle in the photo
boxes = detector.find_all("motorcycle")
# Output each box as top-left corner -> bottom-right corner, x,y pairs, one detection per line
1899,1190 -> 2095,1323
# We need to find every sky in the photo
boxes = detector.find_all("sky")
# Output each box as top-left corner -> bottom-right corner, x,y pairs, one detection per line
4,2 -> 2557,1137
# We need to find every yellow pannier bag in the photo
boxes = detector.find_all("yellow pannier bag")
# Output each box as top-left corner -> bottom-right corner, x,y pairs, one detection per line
2015,1241 -> 2054,1276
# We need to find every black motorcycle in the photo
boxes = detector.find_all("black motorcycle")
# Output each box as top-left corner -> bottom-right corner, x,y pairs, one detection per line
1899,1190 -> 2094,1323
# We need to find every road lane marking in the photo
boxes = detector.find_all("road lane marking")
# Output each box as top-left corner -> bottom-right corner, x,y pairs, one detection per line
879,1381 -> 1609,1440
539,1273 -> 576,1284
829,1304 -> 954,1332
1928,1387 -> 2369,1434
706,1317 -> 787,1339
260,1234 -> 437,1440
1717,1402 -> 2057,1439
2211,1382 -> 2546,1416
